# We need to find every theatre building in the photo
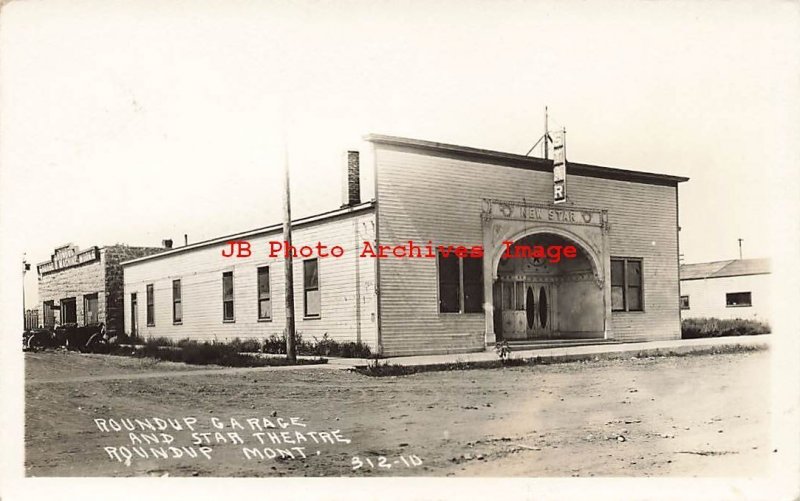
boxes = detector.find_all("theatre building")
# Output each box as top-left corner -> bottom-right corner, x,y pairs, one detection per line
122,135 -> 688,356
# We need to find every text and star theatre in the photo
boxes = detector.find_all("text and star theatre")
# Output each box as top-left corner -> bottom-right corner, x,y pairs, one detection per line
122,135 -> 688,357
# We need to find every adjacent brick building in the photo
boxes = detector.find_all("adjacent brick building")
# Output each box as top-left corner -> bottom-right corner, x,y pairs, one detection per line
37,244 -> 164,335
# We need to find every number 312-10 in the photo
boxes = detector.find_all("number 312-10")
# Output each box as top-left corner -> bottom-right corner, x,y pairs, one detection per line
351,455 -> 422,470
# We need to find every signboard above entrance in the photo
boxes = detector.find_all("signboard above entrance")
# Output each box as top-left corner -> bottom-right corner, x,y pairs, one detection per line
37,245 -> 100,275
481,199 -> 605,228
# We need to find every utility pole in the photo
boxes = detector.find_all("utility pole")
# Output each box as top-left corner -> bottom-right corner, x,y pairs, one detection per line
737,238 -> 743,260
283,145 -> 297,362
22,254 -> 28,328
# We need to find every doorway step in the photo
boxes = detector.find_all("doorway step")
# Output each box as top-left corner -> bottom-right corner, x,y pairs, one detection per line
504,338 -> 620,351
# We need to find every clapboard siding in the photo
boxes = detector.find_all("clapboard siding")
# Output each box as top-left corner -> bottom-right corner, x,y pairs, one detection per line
374,144 -> 680,356
680,274 -> 772,322
123,211 -> 378,347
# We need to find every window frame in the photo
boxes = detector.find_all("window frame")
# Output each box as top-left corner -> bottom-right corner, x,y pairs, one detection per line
222,271 -> 235,322
462,254 -> 484,314
146,284 -> 155,326
172,279 -> 182,325
257,265 -> 272,321
437,251 -> 484,315
43,300 -> 55,328
83,293 -> 99,325
303,258 -> 321,319
725,291 -> 752,308
610,257 -> 645,312
437,251 -> 462,314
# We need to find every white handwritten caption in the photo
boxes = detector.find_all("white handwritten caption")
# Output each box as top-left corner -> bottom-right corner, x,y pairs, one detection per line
93,416 -> 422,471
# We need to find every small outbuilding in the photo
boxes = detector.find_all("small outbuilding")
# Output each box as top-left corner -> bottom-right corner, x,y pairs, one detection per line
679,258 -> 771,323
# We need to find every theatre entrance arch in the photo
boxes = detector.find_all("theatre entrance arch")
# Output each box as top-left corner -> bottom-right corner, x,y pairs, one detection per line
480,200 -> 612,345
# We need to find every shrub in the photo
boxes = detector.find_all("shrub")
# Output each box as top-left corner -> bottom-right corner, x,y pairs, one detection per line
145,336 -> 180,347
261,332 -> 372,358
114,332 -> 144,345
262,333 -> 288,354
681,317 -> 770,339
495,341 -> 510,364
107,339 -> 326,367
228,337 -> 262,353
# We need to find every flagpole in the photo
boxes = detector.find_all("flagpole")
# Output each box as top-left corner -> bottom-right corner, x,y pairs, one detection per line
543,106 -> 549,160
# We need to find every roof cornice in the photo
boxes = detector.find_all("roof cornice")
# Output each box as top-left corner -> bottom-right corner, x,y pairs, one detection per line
365,134 -> 689,186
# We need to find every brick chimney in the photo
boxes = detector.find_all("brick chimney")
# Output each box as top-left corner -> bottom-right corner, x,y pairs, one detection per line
342,150 -> 361,207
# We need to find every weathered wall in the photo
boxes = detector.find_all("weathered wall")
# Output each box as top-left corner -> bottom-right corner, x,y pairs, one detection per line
557,280 -> 604,334
103,246 -> 165,335
680,274 -> 771,323
374,143 -> 681,356
123,210 -> 378,348
38,260 -> 105,326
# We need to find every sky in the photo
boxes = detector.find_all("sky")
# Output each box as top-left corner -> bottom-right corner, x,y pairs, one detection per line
1,0 -> 798,308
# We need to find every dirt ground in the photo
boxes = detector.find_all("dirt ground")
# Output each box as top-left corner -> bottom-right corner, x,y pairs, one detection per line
25,349 -> 770,477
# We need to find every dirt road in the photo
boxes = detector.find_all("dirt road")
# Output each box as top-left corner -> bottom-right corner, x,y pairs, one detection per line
25,349 -> 770,477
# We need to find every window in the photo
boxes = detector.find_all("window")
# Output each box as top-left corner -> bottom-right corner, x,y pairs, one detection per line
172,279 -> 182,324
43,301 -> 55,328
611,258 -> 643,312
303,259 -> 321,318
61,298 -> 77,324
462,257 -> 484,313
438,252 -> 484,313
680,295 -> 690,310
726,292 -> 752,307
130,293 -> 138,335
146,284 -> 155,326
84,293 -> 99,324
222,272 -> 234,321
438,253 -> 461,313
257,266 -> 271,320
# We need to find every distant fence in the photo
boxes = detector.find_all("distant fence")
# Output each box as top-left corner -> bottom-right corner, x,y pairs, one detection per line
25,309 -> 40,330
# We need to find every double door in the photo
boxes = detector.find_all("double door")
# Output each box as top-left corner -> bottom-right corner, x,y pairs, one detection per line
495,280 -> 554,340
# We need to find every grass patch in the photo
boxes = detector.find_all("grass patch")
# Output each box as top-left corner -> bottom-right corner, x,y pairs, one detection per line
682,317 -> 770,339
352,344 -> 766,377
353,356 -> 529,377
108,340 -> 326,367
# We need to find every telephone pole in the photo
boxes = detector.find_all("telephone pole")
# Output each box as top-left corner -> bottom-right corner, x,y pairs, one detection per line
22,254 -> 28,328
737,238 -> 743,260
283,145 -> 297,362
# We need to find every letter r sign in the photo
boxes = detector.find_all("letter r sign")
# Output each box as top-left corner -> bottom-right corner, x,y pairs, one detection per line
554,181 -> 566,203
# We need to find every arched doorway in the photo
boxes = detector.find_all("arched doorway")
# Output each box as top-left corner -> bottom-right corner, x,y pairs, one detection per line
492,233 -> 604,341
